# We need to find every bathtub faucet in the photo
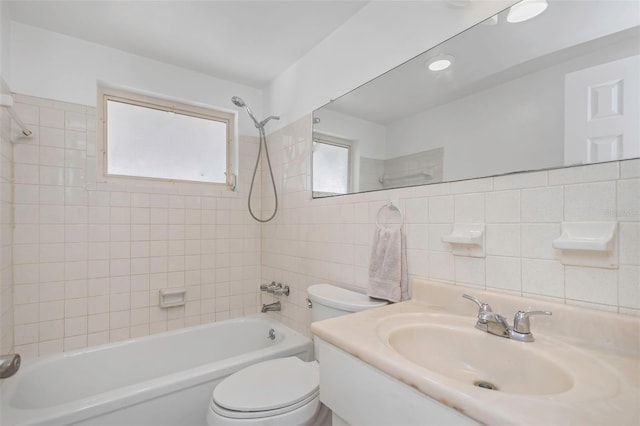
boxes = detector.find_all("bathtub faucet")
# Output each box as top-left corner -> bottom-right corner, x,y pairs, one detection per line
0,353 -> 21,378
261,301 -> 281,313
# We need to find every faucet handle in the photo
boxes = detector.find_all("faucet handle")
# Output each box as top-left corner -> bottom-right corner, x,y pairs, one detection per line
513,310 -> 552,334
462,294 -> 493,322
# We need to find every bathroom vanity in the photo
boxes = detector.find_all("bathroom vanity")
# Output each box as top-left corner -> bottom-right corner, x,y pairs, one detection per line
311,279 -> 640,425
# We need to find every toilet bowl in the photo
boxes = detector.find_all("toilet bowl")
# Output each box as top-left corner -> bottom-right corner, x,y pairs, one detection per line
206,284 -> 388,426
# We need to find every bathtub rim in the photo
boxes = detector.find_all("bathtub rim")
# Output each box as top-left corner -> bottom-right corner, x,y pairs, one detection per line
1,314 -> 313,426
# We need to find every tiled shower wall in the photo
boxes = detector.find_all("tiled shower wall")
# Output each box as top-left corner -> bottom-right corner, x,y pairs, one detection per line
9,94 -> 262,357
262,116 -> 640,336
0,100 -> 14,355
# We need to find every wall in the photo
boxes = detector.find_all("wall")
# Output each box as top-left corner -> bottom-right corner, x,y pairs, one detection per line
9,93 -> 262,357
262,115 -> 639,336
0,85 -> 14,355
265,0 -> 516,131
9,22 -> 262,136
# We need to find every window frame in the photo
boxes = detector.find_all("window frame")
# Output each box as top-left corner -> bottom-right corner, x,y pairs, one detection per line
97,86 -> 236,189
312,133 -> 354,196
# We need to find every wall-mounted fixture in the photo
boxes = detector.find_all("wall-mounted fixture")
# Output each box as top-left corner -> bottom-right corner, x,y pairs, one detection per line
442,224 -> 485,257
260,281 -> 290,296
426,54 -> 454,72
552,222 -> 618,268
507,0 -> 548,23
1,94 -> 33,139
159,288 -> 186,308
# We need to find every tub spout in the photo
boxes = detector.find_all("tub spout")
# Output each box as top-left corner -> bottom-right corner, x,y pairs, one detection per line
261,301 -> 281,313
0,353 -> 20,378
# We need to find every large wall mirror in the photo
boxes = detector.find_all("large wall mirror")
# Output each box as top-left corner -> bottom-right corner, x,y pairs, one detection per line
312,0 -> 640,197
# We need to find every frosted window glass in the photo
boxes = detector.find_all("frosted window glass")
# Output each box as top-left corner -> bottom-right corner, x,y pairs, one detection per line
107,100 -> 227,183
313,142 -> 349,194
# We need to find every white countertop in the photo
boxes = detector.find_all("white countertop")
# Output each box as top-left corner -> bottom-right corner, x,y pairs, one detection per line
311,279 -> 640,425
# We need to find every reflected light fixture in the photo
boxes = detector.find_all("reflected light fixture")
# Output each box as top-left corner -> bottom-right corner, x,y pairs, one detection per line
426,54 -> 454,72
507,0 -> 548,23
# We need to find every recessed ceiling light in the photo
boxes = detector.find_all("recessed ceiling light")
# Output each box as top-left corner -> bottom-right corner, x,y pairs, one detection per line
507,0 -> 548,23
426,55 -> 454,72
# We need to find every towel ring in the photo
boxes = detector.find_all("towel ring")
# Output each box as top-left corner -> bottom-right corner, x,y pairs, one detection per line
375,202 -> 403,227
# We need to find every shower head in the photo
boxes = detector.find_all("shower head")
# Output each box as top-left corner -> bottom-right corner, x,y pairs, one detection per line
231,96 -> 245,108
231,95 -> 260,128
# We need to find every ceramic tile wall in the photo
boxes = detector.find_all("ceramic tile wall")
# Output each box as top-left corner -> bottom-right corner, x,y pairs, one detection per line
9,93 -> 262,357
0,99 -> 14,355
261,115 -> 640,336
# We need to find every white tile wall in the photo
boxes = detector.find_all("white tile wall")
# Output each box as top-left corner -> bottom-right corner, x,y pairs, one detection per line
4,101 -> 639,355
1,94 -> 14,355
8,94 -> 261,357
261,115 -> 640,336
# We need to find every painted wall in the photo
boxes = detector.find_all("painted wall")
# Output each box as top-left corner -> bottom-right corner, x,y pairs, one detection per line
9,22 -> 262,137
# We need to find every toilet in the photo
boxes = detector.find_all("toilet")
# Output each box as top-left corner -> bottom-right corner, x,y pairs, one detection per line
206,284 -> 388,426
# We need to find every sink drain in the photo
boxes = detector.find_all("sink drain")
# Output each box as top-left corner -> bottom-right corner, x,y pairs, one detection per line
474,380 -> 498,391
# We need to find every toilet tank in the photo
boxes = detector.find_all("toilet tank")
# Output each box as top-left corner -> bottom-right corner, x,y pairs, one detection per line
307,284 -> 388,322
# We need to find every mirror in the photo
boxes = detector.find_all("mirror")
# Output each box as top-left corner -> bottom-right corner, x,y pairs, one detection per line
312,1 -> 640,197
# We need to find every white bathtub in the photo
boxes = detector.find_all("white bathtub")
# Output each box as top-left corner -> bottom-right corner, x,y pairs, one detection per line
1,315 -> 313,426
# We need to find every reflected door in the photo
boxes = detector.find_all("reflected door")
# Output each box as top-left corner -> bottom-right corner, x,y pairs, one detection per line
564,54 -> 640,165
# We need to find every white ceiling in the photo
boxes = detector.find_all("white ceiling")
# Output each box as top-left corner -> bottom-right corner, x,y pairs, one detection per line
6,0 -> 368,89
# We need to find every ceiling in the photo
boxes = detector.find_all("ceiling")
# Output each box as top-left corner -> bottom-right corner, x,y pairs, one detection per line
6,0 -> 368,89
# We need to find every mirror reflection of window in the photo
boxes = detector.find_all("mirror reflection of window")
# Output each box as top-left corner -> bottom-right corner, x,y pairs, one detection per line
312,138 -> 351,196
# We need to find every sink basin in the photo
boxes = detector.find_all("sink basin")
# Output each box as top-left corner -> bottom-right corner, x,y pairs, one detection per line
385,320 -> 574,395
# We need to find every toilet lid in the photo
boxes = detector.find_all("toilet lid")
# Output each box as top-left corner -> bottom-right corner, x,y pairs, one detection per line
213,357 -> 319,412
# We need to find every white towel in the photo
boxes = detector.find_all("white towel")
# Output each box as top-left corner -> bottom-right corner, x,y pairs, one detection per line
367,224 -> 409,303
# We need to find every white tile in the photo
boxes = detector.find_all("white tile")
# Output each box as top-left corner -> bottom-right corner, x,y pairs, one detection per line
39,166 -> 65,186
405,224 -> 428,250
65,111 -> 86,131
521,259 -> 564,298
39,319 -> 64,341
65,149 -> 86,169
428,196 -> 453,223
15,164 -> 39,185
619,223 -> 640,266
454,257 -> 485,286
39,147 -> 65,167
564,181 -> 616,221
619,265 -> 640,310
454,193 -> 484,223
548,162 -> 618,185
428,251 -> 454,281
493,170 -> 547,190
65,131 -> 86,150
620,158 -> 640,179
450,178 -> 492,194
617,179 -> 639,222
39,127 -> 65,147
486,256 -> 521,292
485,190 -> 520,223
40,300 -> 64,321
521,187 -> 563,222
40,107 -> 65,129
565,266 -> 617,305
486,224 -> 520,257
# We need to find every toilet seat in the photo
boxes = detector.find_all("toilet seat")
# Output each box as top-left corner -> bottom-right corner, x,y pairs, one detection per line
211,357 -> 319,420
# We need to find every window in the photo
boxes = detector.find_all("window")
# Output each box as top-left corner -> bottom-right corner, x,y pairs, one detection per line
98,87 -> 235,187
312,135 -> 352,195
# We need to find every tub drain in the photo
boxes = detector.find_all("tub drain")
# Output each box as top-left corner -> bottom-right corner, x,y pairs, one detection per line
474,380 -> 498,391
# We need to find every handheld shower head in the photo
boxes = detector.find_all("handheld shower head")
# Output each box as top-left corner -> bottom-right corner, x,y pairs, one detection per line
231,96 -> 245,107
231,96 -> 260,127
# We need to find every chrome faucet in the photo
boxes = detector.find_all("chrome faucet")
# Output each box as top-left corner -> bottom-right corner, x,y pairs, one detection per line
261,301 -> 281,313
0,353 -> 20,378
463,294 -> 551,342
